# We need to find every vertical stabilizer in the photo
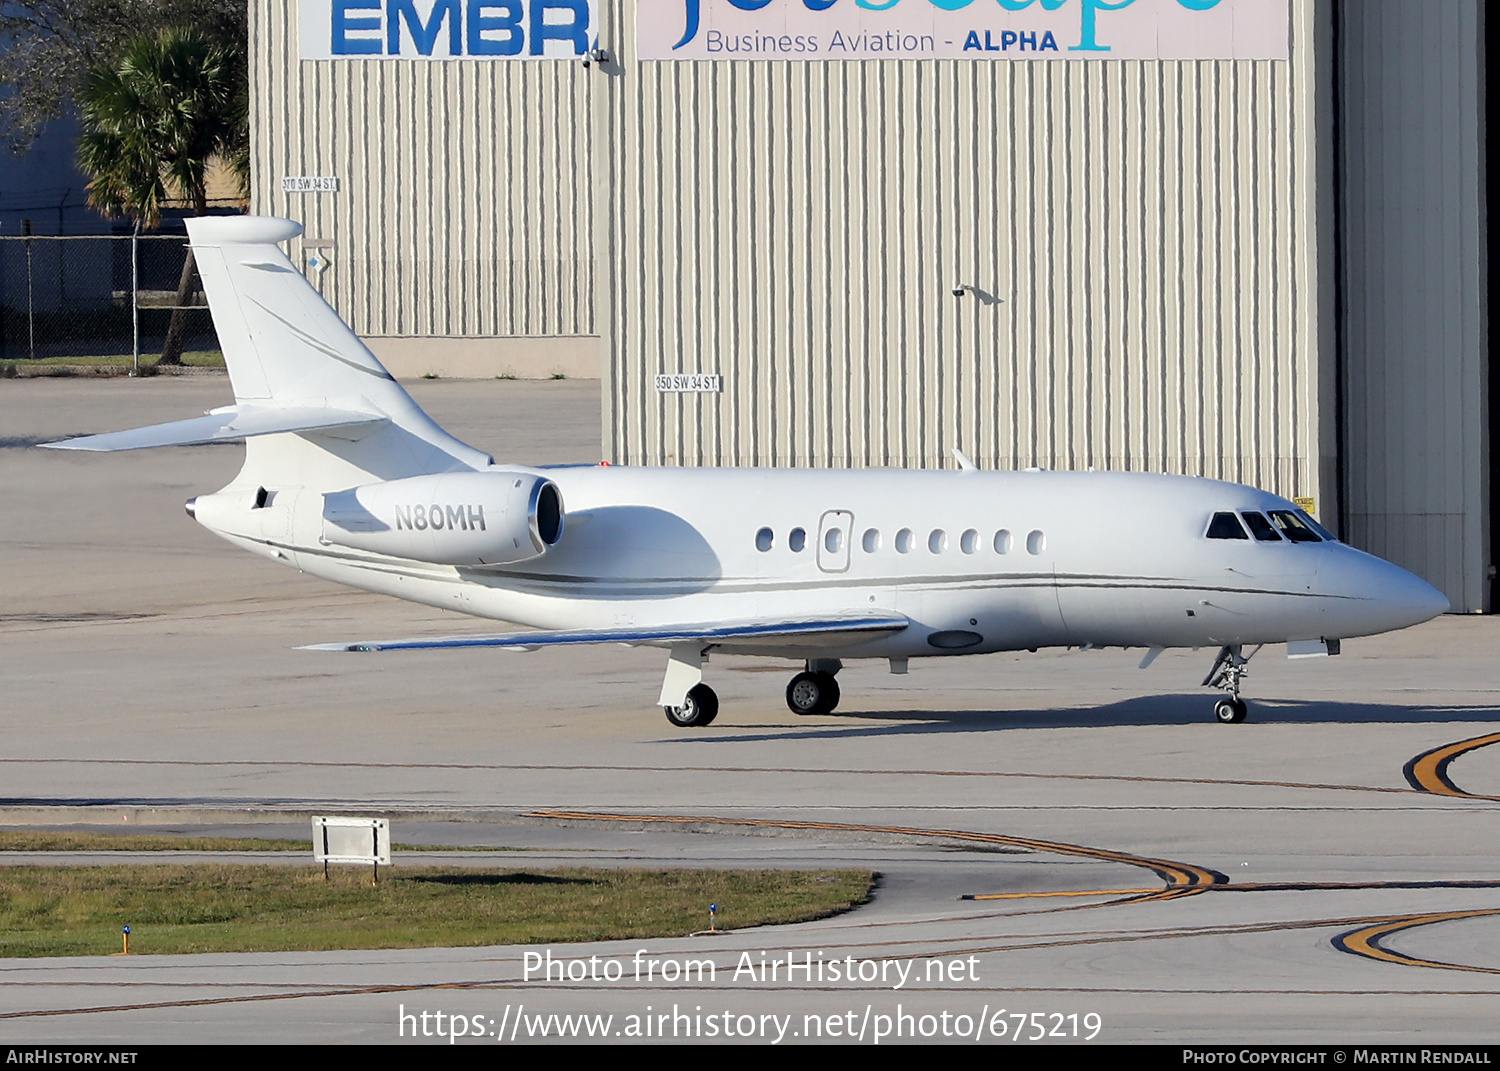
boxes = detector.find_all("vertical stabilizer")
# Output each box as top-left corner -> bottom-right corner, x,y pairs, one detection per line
185,216 -> 490,475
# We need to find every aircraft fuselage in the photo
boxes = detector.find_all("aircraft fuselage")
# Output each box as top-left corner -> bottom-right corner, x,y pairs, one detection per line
198,465 -> 1445,662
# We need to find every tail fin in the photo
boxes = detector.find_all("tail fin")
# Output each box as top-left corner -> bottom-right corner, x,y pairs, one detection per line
188,217 -> 382,408
186,216 -> 489,475
44,217 -> 492,484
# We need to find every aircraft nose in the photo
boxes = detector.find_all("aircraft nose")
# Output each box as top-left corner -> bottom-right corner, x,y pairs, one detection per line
1391,566 -> 1451,624
1329,550 -> 1449,633
1374,558 -> 1446,627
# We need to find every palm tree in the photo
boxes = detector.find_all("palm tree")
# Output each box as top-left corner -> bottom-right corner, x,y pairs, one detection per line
76,27 -> 246,364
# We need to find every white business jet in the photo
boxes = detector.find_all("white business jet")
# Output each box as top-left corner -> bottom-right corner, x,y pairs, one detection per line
44,216 -> 1449,727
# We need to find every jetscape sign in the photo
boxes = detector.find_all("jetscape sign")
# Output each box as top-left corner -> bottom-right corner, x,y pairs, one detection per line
639,0 -> 1289,61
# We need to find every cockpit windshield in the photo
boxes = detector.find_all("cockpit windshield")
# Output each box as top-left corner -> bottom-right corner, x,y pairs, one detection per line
1268,510 -> 1323,543
1240,511 -> 1282,542
1293,509 -> 1337,542
1206,509 -> 1337,544
1206,512 -> 1249,540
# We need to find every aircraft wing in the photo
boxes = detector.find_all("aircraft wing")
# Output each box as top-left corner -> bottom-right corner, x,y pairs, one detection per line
39,406 -> 386,452
299,612 -> 909,653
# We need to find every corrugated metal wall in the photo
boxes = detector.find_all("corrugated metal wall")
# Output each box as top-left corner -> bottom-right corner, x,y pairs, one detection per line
1337,0 -> 1488,612
249,0 -> 595,339
601,0 -> 1333,512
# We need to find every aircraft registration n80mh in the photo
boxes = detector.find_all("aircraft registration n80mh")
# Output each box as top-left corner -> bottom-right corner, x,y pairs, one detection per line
43,216 -> 1449,727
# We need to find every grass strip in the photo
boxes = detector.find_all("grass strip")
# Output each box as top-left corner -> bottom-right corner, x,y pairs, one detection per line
4,351 -> 225,369
0,865 -> 874,957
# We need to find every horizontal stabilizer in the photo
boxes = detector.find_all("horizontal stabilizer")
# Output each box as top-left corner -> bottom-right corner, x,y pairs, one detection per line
39,406 -> 387,452
300,613 -> 909,653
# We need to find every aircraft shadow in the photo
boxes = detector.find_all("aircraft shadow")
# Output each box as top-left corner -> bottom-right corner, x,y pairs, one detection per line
405,873 -> 596,887
676,694 -> 1500,744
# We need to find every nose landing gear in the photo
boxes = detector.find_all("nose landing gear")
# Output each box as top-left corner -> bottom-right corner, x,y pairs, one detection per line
1202,644 -> 1262,724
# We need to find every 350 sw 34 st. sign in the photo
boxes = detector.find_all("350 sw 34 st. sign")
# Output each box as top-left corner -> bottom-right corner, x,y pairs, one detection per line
640,0 -> 1289,61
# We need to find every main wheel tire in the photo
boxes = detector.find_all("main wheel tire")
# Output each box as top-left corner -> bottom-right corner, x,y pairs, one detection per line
1213,697 -> 1247,724
787,671 -> 836,716
815,671 -> 841,713
664,683 -> 719,727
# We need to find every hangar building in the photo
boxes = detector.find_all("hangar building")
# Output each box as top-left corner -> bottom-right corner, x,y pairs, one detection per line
247,0 -> 1493,612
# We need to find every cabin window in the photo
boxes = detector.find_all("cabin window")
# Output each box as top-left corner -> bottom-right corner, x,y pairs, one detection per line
862,528 -> 881,552
1206,512 -> 1249,540
895,528 -> 914,553
928,529 -> 947,553
1026,529 -> 1046,555
1268,510 -> 1322,543
789,527 -> 807,552
960,529 -> 979,554
755,527 -> 774,551
993,529 -> 1012,554
1241,512 -> 1282,542
824,527 -> 844,553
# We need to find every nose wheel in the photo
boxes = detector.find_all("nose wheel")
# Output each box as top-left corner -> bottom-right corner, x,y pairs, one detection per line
1213,696 -> 1247,724
664,683 -> 719,727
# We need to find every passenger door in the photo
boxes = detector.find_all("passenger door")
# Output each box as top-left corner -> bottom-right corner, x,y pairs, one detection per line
816,510 -> 853,573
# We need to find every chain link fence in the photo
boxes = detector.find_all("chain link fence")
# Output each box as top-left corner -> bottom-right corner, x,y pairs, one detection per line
0,231 -> 220,370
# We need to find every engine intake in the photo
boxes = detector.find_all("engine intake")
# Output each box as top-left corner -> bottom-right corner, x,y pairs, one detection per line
320,470 -> 563,565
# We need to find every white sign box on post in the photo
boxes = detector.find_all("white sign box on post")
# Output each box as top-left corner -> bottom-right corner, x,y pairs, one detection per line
313,816 -> 391,880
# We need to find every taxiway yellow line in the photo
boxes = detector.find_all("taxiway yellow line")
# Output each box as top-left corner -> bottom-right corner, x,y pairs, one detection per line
965,879 -> 1500,900
1403,732 -> 1500,800
526,810 -> 1225,897
1333,909 -> 1500,974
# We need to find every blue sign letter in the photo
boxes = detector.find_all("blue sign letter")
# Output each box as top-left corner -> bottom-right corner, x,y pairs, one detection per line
1070,0 -> 1136,52
333,0 -> 382,54
674,0 -> 699,49
529,0 -> 588,55
468,0 -> 524,54
388,0 -> 462,55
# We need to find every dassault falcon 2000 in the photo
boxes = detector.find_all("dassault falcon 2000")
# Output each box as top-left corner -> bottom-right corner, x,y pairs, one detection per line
45,216 -> 1449,727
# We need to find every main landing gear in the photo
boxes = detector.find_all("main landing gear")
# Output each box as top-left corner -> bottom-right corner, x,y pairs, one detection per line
658,651 -> 850,726
663,682 -> 719,727
786,659 -> 842,716
1201,644 -> 1261,724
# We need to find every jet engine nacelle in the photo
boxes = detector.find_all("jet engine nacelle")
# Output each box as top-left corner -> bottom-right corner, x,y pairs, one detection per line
320,470 -> 563,566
